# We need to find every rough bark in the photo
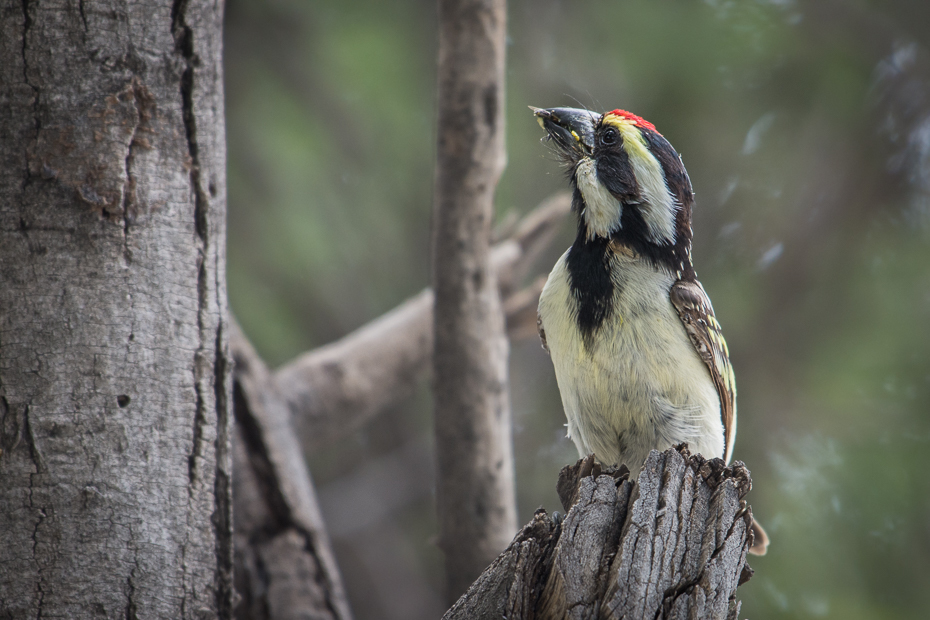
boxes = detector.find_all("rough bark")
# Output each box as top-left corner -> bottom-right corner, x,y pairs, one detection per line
443,447 -> 756,620
0,0 -> 232,617
431,0 -> 517,601
230,321 -> 353,620
274,193 -> 569,452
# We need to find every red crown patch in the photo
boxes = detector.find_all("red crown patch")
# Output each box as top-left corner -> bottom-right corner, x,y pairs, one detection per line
605,109 -> 658,133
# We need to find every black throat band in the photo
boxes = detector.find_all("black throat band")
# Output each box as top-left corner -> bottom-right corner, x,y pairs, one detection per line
566,218 -> 614,346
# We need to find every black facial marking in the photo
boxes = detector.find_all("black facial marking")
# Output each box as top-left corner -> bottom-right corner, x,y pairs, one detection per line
610,204 -> 677,272
566,215 -> 614,346
570,180 -> 585,214
587,124 -> 697,278
594,127 -> 639,202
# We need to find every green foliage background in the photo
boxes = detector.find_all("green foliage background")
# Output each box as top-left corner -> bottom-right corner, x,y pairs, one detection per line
225,1 -> 930,617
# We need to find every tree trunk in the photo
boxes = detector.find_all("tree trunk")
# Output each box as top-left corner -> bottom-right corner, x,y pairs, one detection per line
443,448 -> 756,620
431,0 -> 517,603
0,1 -> 232,617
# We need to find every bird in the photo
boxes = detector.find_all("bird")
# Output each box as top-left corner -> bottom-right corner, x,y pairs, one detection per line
532,106 -> 768,555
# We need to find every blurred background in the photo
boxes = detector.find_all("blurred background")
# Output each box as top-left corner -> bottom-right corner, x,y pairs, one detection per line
224,1 -> 930,618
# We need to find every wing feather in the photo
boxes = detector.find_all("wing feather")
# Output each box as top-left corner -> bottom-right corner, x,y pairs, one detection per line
669,279 -> 737,463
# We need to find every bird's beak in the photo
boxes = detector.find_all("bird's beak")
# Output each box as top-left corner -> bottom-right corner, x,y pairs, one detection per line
530,106 -> 599,158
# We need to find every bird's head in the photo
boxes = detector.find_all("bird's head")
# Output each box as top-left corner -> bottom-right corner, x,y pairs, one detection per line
532,106 -> 695,275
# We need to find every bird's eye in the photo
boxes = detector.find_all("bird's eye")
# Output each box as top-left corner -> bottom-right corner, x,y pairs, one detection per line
600,127 -> 618,146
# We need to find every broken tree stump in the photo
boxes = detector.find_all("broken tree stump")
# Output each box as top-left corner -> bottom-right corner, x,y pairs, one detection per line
442,446 -> 757,620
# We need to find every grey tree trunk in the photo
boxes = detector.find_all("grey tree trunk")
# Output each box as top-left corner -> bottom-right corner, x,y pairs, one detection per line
0,1 -> 232,617
431,0 -> 518,603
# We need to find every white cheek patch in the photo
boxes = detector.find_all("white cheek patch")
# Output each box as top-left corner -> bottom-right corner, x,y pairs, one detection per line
575,158 -> 622,241
614,123 -> 679,245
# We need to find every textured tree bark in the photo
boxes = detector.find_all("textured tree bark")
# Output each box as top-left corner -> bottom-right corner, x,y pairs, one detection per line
275,193 -> 570,453
230,321 -> 353,620
431,0 -> 517,602
442,447 -> 756,620
0,1 -> 232,617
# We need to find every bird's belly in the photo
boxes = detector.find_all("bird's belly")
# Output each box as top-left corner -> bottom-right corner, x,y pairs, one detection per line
538,254 -> 724,474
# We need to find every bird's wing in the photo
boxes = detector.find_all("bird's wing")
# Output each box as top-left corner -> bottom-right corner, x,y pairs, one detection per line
669,279 -> 737,463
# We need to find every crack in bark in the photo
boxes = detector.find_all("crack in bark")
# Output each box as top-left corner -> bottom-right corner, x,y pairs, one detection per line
23,405 -> 45,474
173,0 -> 210,500
171,0 -> 208,244
188,376 -> 206,487
296,526 -> 342,617
121,85 -> 143,266
0,310 -> 8,457
20,0 -> 37,116
29,491 -> 46,618
0,397 -> 11,456
24,402 -> 47,620
172,4 -> 224,612
212,322 -> 233,618
125,573 -> 138,620
78,0 -> 88,33
125,527 -> 139,620
657,482 -> 749,619
233,382 -> 291,529
20,0 -> 39,226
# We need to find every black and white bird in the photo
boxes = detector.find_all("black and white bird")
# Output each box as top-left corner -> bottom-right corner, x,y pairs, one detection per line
533,106 -> 768,555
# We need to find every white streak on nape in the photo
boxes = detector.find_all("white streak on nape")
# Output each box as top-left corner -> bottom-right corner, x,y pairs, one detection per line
624,138 -> 681,244
619,126 -> 679,245
575,158 -> 622,241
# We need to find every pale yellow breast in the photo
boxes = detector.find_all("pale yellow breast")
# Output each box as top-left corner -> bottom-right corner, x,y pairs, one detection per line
538,249 -> 724,474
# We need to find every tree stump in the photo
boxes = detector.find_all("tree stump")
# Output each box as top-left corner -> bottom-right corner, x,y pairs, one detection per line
443,446 -> 757,620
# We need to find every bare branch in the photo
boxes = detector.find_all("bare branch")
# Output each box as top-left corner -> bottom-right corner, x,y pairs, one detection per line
273,193 -> 569,451
443,447 -> 756,620
275,289 -> 434,451
231,320 -> 353,620
493,192 -> 573,292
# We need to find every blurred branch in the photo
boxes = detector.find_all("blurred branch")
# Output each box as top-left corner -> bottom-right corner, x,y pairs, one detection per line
273,192 -> 570,452
442,448 -> 756,620
228,192 -> 567,614
231,320 -> 353,620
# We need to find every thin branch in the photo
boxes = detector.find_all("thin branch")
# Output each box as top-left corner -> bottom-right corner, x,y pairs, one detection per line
273,192 -> 570,452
